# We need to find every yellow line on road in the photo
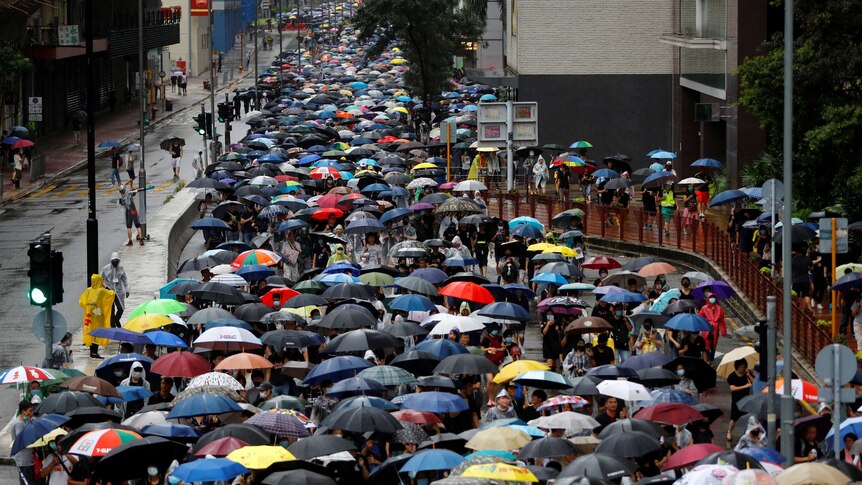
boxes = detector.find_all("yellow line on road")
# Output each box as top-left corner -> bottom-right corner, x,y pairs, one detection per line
96,183 -> 104,189
28,185 -> 58,198
103,185 -> 119,196
152,180 -> 175,192
77,190 -> 89,197
52,184 -> 80,198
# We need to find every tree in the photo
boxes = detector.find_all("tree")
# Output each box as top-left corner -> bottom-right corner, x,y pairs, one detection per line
0,43 -> 32,130
737,0 -> 862,219
354,0 -> 485,105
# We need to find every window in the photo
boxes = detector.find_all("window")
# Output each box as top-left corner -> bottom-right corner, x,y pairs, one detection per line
681,0 -> 725,39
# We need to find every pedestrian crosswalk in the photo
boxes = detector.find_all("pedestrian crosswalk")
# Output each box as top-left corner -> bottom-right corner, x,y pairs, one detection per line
19,179 -> 182,202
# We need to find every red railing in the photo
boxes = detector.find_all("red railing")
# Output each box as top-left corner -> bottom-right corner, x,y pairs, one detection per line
485,192 -> 835,367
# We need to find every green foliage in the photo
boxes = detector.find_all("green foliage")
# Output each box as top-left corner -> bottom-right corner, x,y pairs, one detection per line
737,0 -> 862,221
0,43 -> 32,83
739,152 -> 781,189
354,0 -> 485,104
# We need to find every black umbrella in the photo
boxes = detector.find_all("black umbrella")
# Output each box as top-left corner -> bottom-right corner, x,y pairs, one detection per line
187,178 -> 231,190
262,469 -> 337,485
186,307 -> 234,326
261,330 -> 323,349
662,357 -> 716,392
316,303 -> 377,329
283,293 -> 328,308
586,364 -> 639,381
320,406 -> 402,434
96,436 -> 188,481
286,434 -> 357,460
433,353 -> 500,375
774,224 -> 817,244
736,394 -> 783,422
212,201 -> 246,220
390,350 -> 441,376
418,433 -> 466,451
694,451 -> 765,470
160,137 -> 186,150
557,452 -> 637,481
233,303 -> 272,323
417,375 -> 456,390
64,406 -> 123,427
635,368 -> 680,388
621,256 -> 657,272
366,453 -> 412,484
553,476 -> 610,485
193,424 -> 271,454
633,476 -> 676,485
662,299 -> 702,315
190,282 -> 245,305
603,178 -> 632,190
630,167 -> 655,184
692,403 -> 724,423
178,251 -> 235,273
35,391 -> 102,415
594,431 -> 660,458
602,154 -> 633,174
564,376 -> 601,396
519,436 -> 579,459
234,185 -> 264,198
321,329 -> 401,354
442,272 -> 490,285
383,321 -> 429,338
538,262 -> 584,279
394,276 -> 438,296
597,419 -> 665,440
320,283 -> 375,301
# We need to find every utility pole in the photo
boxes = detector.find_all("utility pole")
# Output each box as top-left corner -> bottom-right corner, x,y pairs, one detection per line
278,0 -> 284,86
780,0 -> 795,465
85,0 -> 98,281
209,0 -> 218,155
224,92 -> 232,146
296,0 -> 302,71
138,0 -> 148,240
766,296 -> 777,441
253,0 -> 260,109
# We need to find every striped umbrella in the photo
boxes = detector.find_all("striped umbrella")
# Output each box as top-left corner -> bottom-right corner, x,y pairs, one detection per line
536,395 -> 589,412
357,365 -> 418,386
211,273 -> 249,287
231,249 -> 283,268
246,410 -> 310,438
0,366 -> 56,385
67,429 -> 142,457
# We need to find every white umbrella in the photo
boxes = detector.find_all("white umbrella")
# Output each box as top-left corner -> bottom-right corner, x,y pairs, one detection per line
248,176 -> 279,187
121,410 -> 168,429
210,264 -> 236,275
453,180 -> 488,192
682,271 -> 711,283
597,380 -> 651,401
211,274 -> 249,287
428,316 -> 485,336
528,412 -> 599,437
469,310 -> 520,326
187,371 -> 244,391
716,346 -> 758,379
243,110 -> 263,121
678,177 -> 705,185
407,177 -> 438,189
193,327 -> 262,351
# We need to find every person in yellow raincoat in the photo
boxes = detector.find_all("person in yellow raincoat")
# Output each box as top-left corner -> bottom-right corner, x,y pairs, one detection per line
79,274 -> 115,359
468,153 -> 483,180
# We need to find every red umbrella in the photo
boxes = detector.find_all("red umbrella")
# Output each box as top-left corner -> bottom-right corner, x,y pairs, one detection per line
192,437 -> 250,458
391,409 -> 442,425
316,194 -> 342,208
12,139 -> 34,149
151,351 -> 210,378
634,403 -> 704,426
663,443 -> 724,470
439,281 -> 494,305
311,207 -> 344,220
260,287 -> 300,307
310,167 -> 342,179
581,256 -> 621,270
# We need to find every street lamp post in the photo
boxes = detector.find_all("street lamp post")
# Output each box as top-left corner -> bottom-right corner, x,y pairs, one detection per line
137,0 -> 148,240
85,0 -> 98,280
209,0 -> 218,155
253,0 -> 260,109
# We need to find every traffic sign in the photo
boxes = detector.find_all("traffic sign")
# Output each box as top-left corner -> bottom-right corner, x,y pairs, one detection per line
761,179 -> 784,202
32,310 -> 67,343
815,343 -> 856,386
819,218 -> 848,254
440,120 -> 457,144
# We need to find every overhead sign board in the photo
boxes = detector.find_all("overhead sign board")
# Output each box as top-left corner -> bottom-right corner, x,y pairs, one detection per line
477,101 -> 538,147
819,218 -> 848,254
58,25 -> 80,46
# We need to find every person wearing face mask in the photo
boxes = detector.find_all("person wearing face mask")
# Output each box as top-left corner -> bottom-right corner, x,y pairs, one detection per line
675,363 -> 698,400
562,338 -> 592,377
635,319 -> 663,354
698,293 -> 727,362
121,361 -> 151,416
39,438 -> 77,484
541,313 -> 563,370
12,400 -> 36,484
100,252 -> 129,328
678,277 -> 695,299
593,268 -> 609,287
144,464 -> 164,485
50,332 -> 74,369
608,305 -> 632,363
26,381 -> 43,404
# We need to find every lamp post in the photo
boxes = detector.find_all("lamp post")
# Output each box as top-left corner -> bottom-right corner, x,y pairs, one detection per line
85,0 -> 98,280
137,0 -> 148,240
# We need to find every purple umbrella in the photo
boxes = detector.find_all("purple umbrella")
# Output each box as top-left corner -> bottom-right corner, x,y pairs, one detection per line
245,410 -> 310,438
692,280 -> 735,300
409,268 -> 448,284
409,203 -> 435,211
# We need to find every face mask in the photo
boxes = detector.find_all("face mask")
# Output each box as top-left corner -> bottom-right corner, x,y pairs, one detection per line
546,315 -> 553,321
147,466 -> 158,477
615,311 -> 623,317
131,370 -> 143,378
708,297 -> 717,304
504,338 -> 514,343
644,325 -> 651,331
577,346 -> 585,352
48,442 -> 57,451
114,370 -> 124,377
677,369 -> 685,376
682,281 -> 690,288
491,331 -> 499,337
30,390 -> 41,398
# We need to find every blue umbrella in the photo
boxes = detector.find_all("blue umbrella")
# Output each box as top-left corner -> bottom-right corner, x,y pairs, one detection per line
740,187 -> 763,199
691,158 -> 725,169
2,136 -> 21,145
619,352 -> 672,370
159,278 -> 197,299
327,376 -> 387,398
465,450 -> 517,460
832,273 -> 862,292
277,219 -> 309,232
236,264 -> 276,282
390,294 -> 437,312
509,217 -> 544,230
95,353 -> 153,381
414,339 -> 468,359
314,159 -> 339,167
825,417 -> 862,449
191,217 -> 231,230
401,391 -> 468,413
639,389 -> 697,405
144,330 -> 188,348
478,302 -> 531,322
510,224 -> 543,239
736,446 -> 786,464
322,262 -> 361,276
319,273 -> 361,285
298,154 -> 321,165
503,283 -> 537,298
335,395 -> 398,411
591,168 -> 620,179
303,356 -> 374,386
509,425 -> 547,437
346,218 -> 385,235
257,153 -> 286,162
203,319 -> 254,331
408,268 -> 448,284
116,385 -> 154,402
90,327 -> 152,345
709,189 -> 749,207
142,423 -> 201,440
599,290 -> 648,304
442,256 -> 478,267
664,313 -> 712,332
171,458 -> 248,482
649,150 -> 677,159
479,94 -> 497,101
481,284 -> 515,302
11,414 -> 70,454
641,171 -> 676,188
401,449 -> 465,472
396,96 -> 412,102
168,394 -> 242,418
531,272 -> 569,286
98,140 -> 121,148
380,208 -> 413,225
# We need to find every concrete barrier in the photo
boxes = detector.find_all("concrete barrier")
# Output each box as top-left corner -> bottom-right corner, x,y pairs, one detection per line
165,189 -> 200,282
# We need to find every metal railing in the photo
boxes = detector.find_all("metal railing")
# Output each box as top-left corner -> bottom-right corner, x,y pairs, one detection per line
484,191 -> 836,368
29,154 -> 46,181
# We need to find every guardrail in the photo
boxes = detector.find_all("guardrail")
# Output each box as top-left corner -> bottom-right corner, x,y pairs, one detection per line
484,191 -> 835,368
29,154 -> 46,181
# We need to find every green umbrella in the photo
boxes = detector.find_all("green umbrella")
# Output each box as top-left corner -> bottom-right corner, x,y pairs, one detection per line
358,272 -> 395,287
569,141 -> 593,148
357,365 -> 418,386
293,280 -> 325,294
128,299 -> 187,319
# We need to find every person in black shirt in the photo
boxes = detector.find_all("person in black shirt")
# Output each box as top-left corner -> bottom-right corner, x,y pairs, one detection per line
591,333 -> 615,366
591,300 -> 612,320
679,331 -> 706,361
678,277 -> 695,300
541,313 -> 563,369
556,167 -> 571,200
726,358 -> 754,445
148,377 -> 175,405
794,424 -> 827,463
608,305 -> 632,362
593,396 -> 623,435
642,188 -> 658,230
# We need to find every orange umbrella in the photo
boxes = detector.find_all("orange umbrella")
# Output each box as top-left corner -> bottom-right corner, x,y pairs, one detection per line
637,262 -> 677,277
215,353 -> 274,370
439,281 -> 494,305
260,288 -> 300,308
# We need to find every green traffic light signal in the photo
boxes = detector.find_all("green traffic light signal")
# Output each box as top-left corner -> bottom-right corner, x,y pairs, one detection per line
29,288 -> 47,305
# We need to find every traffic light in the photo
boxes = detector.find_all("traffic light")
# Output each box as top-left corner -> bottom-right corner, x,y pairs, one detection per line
217,102 -> 231,122
193,113 -> 206,136
756,319 -> 768,382
50,250 -> 64,305
27,239 -> 51,306
204,112 -> 213,139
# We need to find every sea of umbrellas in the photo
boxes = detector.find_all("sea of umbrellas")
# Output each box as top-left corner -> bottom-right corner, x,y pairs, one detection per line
7,8 -> 862,485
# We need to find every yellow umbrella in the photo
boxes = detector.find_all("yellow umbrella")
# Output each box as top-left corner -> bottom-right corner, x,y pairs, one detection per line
124,314 -> 173,332
226,445 -> 295,469
27,428 -> 67,448
412,162 -> 438,170
391,58 -> 407,65
281,306 -> 319,318
493,360 -> 549,384
776,462 -> 850,485
464,427 -> 531,451
461,463 -> 538,482
544,246 -> 578,258
476,147 -> 499,153
527,243 -> 555,252
391,107 -> 408,114
836,263 -> 862,275
716,346 -> 758,378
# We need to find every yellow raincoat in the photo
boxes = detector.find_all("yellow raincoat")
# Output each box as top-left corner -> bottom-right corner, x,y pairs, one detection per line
79,274 -> 115,347
468,154 -> 483,180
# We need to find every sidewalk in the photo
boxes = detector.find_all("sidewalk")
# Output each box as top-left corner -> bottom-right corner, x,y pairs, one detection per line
0,41 -> 254,203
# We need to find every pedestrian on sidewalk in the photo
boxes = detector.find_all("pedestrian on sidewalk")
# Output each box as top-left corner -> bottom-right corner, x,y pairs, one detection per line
532,155 -> 548,195
659,185 -> 677,237
170,72 -> 178,93
210,136 -> 223,164
71,117 -> 82,146
118,186 -> 144,246
12,400 -> 36,484
180,72 -> 188,95
11,148 -> 25,189
80,273 -> 113,359
50,332 -> 74,369
682,184 -> 698,235
110,148 -> 123,186
698,291 -> 727,362
192,150 -> 204,179
169,140 -> 183,180
100,252 -> 129,328
125,149 -> 138,189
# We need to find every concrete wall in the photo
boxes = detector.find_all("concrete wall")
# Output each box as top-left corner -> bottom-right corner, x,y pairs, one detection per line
165,189 -> 200,282
162,0 -> 209,76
